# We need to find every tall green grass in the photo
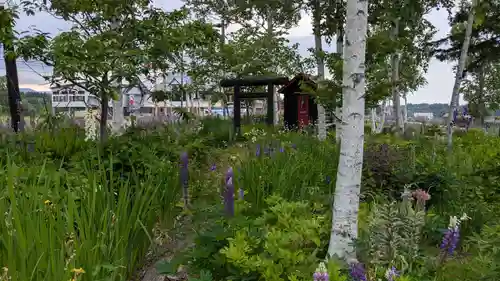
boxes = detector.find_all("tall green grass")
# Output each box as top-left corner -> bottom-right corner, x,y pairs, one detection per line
0,144 -> 181,281
235,133 -> 338,210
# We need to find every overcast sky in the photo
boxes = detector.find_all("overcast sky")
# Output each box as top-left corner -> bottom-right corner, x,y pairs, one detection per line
3,0 -> 457,104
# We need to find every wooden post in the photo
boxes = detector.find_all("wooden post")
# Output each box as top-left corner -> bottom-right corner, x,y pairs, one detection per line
267,83 -> 273,125
234,85 -> 241,136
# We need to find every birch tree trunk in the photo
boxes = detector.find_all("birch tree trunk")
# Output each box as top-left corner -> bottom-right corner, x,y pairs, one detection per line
447,0 -> 476,150
378,101 -> 386,133
266,9 -> 279,125
220,18 -> 227,119
112,91 -> 124,132
371,108 -> 376,132
403,93 -> 408,124
328,0 -> 368,261
335,28 -> 344,143
478,64 -> 485,126
313,0 -> 327,140
391,19 -> 403,133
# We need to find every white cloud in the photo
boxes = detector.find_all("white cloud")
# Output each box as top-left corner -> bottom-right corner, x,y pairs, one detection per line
288,13 -> 313,37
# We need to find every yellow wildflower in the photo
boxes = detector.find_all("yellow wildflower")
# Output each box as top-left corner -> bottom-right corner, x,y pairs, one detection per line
71,268 -> 85,274
44,200 -> 52,205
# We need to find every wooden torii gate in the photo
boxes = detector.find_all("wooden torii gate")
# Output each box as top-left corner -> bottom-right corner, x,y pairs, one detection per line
220,76 -> 289,136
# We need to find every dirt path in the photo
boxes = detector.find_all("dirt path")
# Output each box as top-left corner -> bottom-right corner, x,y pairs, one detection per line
132,216 -> 195,281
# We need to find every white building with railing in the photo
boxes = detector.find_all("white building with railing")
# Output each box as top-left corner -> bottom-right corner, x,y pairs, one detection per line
50,83 -> 225,118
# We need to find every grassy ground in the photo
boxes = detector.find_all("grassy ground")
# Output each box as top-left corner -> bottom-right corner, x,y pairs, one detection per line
2,120 -> 500,281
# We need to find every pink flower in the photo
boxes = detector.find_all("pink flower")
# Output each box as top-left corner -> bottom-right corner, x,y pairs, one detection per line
412,189 -> 430,203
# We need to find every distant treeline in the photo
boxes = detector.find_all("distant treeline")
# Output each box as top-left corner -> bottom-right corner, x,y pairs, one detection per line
406,103 -> 449,118
0,92 -> 52,115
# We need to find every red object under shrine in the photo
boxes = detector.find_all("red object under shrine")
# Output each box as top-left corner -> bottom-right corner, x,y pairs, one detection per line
279,73 -> 318,129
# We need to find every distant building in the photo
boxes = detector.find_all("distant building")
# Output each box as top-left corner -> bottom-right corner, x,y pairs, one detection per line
50,82 -> 225,118
413,112 -> 433,120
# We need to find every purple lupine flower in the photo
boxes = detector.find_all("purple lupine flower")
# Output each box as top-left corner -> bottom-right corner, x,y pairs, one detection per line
225,167 -> 233,183
313,271 -> 328,281
180,152 -> 189,208
210,163 -> 216,171
385,266 -> 399,281
440,225 -> 460,256
349,262 -> 367,281
291,143 -> 297,149
224,168 -> 235,216
313,262 -> 329,281
280,147 -> 285,153
256,144 -> 261,157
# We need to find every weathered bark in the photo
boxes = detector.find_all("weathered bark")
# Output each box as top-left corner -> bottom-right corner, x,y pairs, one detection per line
328,0 -> 368,261
335,28 -> 344,143
313,0 -> 327,140
447,0 -> 476,150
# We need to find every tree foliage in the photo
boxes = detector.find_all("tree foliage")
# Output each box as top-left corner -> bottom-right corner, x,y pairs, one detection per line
14,0 -> 217,139
432,0 -> 497,72
461,62 -> 500,118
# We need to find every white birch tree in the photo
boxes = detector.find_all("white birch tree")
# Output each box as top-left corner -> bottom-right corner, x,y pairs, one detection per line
328,0 -> 369,262
446,0 -> 477,150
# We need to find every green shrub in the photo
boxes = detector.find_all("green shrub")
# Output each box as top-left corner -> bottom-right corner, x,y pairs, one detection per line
157,196 -> 329,281
436,224 -> 500,281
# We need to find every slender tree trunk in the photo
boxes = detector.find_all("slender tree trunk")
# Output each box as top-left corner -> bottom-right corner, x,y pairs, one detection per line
1,5 -> 22,133
313,0 -> 327,140
100,93 -> 109,142
266,8 -> 279,125
447,0 -> 476,150
220,18 -> 227,119
371,101 -> 386,133
112,88 -> 124,132
403,93 -> 408,125
328,0 -> 368,262
379,100 -> 387,133
335,28 -> 344,143
478,64 -> 485,126
371,108 -> 376,132
391,19 -> 402,133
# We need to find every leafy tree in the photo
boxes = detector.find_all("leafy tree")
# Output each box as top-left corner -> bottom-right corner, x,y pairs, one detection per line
433,0 -> 498,72
461,62 -> 500,123
16,0 -> 217,140
367,0 -> 452,130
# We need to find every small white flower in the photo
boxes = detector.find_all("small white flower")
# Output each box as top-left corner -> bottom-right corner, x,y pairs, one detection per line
460,213 -> 470,222
449,216 -> 459,228
84,108 -> 98,141
315,261 -> 327,273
